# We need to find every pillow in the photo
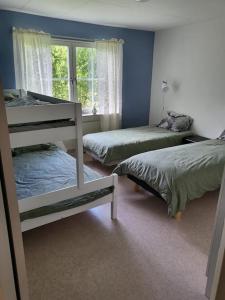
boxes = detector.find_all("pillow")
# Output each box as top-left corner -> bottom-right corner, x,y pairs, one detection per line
5,95 -> 42,107
167,111 -> 186,118
218,130 -> 225,141
157,118 -> 171,129
4,93 -> 17,101
167,111 -> 193,132
12,144 -> 53,156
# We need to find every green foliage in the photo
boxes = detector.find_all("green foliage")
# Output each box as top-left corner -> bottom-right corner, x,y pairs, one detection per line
76,47 -> 97,110
51,45 -> 98,112
51,45 -> 69,100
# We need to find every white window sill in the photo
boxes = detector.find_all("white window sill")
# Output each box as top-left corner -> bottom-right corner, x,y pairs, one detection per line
82,114 -> 102,122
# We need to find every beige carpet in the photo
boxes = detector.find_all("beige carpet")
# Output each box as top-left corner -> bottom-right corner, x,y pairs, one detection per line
23,160 -> 218,300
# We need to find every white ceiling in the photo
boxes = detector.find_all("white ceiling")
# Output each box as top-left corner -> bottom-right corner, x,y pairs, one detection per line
0,0 -> 225,31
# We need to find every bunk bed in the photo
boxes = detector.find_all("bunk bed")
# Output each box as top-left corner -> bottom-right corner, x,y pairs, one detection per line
5,90 -> 118,232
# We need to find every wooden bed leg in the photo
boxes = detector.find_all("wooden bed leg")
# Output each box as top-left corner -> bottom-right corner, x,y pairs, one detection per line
111,174 -> 118,220
111,201 -> 117,220
175,211 -> 183,221
134,184 -> 140,192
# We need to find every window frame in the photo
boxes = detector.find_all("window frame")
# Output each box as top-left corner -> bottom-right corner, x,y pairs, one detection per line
51,38 -> 96,111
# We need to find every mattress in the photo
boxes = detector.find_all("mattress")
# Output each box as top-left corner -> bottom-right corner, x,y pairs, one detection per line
9,120 -> 75,133
5,95 -> 75,133
114,139 -> 225,216
13,145 -> 113,221
5,94 -> 74,132
83,126 -> 192,165
5,95 -> 51,107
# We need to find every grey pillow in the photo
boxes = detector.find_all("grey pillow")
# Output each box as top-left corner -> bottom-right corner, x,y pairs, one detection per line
167,111 -> 186,118
167,111 -> 193,132
218,130 -> 225,140
157,118 -> 172,129
4,93 -> 17,101
12,144 -> 53,156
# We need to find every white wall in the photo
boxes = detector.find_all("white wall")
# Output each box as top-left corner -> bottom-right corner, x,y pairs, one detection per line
150,18 -> 225,138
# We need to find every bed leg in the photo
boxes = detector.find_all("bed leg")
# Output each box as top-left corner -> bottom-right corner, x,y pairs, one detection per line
111,201 -> 117,220
175,211 -> 183,221
111,174 -> 118,220
134,184 -> 140,192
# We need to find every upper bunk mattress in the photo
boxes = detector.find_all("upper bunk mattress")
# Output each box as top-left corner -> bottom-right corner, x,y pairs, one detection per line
83,126 -> 192,165
5,96 -> 51,107
13,145 -> 113,221
5,94 -> 75,131
8,120 -> 75,133
114,139 -> 225,217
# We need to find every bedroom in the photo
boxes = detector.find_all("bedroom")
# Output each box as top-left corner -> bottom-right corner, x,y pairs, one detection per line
0,1 -> 225,300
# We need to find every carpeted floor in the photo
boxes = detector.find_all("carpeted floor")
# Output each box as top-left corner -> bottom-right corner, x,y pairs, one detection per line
23,159 -> 218,300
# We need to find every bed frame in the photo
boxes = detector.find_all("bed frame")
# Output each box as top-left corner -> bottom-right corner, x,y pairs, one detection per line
127,174 -> 182,221
85,149 -> 121,166
5,90 -> 118,232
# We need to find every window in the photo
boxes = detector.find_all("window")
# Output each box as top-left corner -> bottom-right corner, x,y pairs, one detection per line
51,44 -> 70,101
51,39 -> 98,114
76,46 -> 98,114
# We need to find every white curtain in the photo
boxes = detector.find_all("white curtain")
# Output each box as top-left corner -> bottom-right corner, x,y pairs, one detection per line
13,28 -> 52,95
96,39 -> 123,131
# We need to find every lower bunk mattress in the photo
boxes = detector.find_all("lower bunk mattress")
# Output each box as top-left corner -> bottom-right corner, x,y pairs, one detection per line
13,144 -> 113,221
114,139 -> 225,217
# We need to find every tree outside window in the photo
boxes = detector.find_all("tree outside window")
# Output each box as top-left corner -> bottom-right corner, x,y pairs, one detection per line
51,42 -> 98,114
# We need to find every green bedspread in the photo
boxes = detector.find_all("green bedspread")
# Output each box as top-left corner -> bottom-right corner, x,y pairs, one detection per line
83,126 -> 192,165
113,140 -> 225,216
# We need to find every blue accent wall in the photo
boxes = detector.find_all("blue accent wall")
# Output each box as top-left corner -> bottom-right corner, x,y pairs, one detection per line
0,10 -> 154,128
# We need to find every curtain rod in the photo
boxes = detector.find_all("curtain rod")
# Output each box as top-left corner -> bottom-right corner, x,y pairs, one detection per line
12,27 -> 49,35
53,35 -> 124,44
12,28 -> 123,43
52,34 -> 95,42
12,28 -> 94,42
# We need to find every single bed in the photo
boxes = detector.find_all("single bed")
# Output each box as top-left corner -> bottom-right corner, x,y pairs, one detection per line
113,139 -> 225,218
83,126 -> 192,165
13,145 -> 113,222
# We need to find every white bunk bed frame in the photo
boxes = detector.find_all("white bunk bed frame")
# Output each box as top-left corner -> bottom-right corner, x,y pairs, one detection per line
5,91 -> 118,232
